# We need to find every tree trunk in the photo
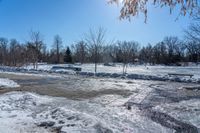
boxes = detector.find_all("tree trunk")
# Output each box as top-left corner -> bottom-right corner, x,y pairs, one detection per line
95,62 -> 97,73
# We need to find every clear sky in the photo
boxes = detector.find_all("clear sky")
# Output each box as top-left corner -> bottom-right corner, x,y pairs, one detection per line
0,0 -> 193,48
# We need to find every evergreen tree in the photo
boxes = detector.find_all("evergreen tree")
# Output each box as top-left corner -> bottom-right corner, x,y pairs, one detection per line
64,47 -> 72,63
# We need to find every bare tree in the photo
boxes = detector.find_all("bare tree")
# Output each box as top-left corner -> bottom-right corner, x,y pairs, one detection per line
185,12 -> 200,62
117,41 -> 139,74
185,15 -> 200,42
9,39 -> 19,66
106,44 -> 119,63
72,41 -> 88,64
85,27 -> 106,73
53,35 -> 63,64
102,45 -> 115,63
0,37 -> 8,65
163,36 -> 184,63
28,31 -> 44,69
184,41 -> 200,62
14,43 -> 26,66
41,44 -> 48,62
139,44 -> 153,65
153,42 -> 168,64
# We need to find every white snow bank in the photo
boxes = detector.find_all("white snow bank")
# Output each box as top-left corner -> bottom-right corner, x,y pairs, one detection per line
0,91 -> 172,133
0,78 -> 19,88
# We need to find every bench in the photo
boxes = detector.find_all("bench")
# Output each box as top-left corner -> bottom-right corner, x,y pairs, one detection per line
51,66 -> 82,72
168,73 -> 194,78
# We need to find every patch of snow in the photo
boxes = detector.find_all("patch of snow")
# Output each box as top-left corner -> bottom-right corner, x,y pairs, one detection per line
0,91 -> 172,133
0,78 -> 19,88
0,92 -> 54,133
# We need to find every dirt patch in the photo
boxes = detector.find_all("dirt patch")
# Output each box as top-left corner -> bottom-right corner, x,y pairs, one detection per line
14,86 -> 132,100
0,73 -> 132,100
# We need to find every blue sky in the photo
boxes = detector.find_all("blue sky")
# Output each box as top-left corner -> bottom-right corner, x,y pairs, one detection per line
0,0 -> 193,48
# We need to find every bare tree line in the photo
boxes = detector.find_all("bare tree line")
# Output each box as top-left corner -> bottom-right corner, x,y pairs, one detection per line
0,26 -> 200,69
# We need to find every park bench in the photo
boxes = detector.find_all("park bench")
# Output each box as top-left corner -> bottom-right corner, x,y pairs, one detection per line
168,73 -> 194,78
51,66 -> 82,72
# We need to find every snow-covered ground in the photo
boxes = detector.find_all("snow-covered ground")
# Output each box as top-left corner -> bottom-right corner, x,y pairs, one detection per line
0,69 -> 199,132
23,63 -> 200,78
23,64 -> 200,77
19,63 -> 200,83
82,64 -> 200,79
0,91 -> 172,133
154,99 -> 200,129
0,78 -> 19,88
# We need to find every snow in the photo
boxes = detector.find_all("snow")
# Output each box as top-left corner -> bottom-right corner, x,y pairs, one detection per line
153,99 -> 200,129
0,64 -> 199,83
22,64 -> 200,78
0,65 -> 199,132
0,78 -> 19,88
0,92 -> 53,133
19,64 -> 200,83
0,91 -> 172,133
